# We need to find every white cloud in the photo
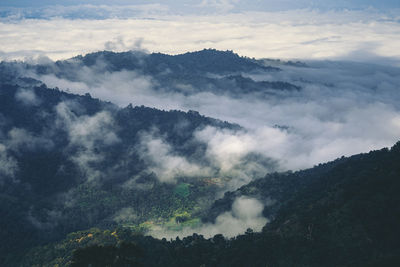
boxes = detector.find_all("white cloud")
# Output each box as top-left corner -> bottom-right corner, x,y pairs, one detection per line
7,127 -> 54,152
37,69 -> 156,108
137,131 -> 210,183
27,208 -> 62,230
0,126 -> 55,184
0,9 -> 399,64
114,207 -> 138,224
0,6 -> 399,239
15,88 -> 41,106
151,196 -> 268,239
27,54 -> 400,175
0,143 -> 18,183
56,102 -> 119,147
55,101 -> 120,182
198,0 -> 239,13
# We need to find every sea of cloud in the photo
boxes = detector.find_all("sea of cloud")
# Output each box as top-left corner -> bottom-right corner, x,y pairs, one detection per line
0,8 -> 399,64
1,5 -> 400,238
29,58 -> 400,173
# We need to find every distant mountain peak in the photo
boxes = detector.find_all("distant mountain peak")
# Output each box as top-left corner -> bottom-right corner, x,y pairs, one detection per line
67,49 -> 280,74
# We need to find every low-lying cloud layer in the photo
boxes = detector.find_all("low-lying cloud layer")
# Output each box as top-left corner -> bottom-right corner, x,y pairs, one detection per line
30,57 -> 400,173
1,5 -> 400,239
0,9 -> 399,64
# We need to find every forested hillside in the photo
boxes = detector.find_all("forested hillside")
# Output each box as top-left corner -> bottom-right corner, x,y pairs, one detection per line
1,49 -> 399,266
22,142 -> 400,266
2,49 -> 299,99
1,0 -> 400,264
0,78 -> 245,265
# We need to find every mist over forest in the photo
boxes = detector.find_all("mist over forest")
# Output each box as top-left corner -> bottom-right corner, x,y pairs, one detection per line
0,48 -> 399,266
1,1 -> 400,266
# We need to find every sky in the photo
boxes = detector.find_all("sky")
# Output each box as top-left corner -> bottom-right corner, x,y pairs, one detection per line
0,0 -> 399,10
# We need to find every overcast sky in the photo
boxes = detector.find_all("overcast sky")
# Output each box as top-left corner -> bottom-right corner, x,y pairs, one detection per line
0,0 -> 399,10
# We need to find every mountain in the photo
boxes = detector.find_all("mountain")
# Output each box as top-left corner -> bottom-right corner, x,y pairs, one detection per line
23,142 -> 400,266
1,49 -> 399,266
3,49 -> 299,99
0,77 -> 247,265
73,49 -> 279,74
1,50 -> 292,265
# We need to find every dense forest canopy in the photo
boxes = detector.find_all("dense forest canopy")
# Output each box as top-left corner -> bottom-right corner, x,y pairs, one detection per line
0,49 -> 400,266
21,142 -> 400,266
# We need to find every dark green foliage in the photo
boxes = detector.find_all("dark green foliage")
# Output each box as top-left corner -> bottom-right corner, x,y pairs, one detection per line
58,142 -> 400,267
174,183 -> 190,198
73,49 -> 278,75
220,75 -> 300,93
9,49 -> 297,100
202,156 -> 347,223
0,79 -> 236,265
1,51 -> 399,266
71,242 -> 143,267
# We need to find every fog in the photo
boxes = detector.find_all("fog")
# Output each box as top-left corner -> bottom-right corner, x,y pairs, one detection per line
1,9 -> 399,64
151,196 -> 268,239
27,54 -> 400,237
137,131 -> 210,183
28,57 -> 400,173
55,101 -> 120,183
1,4 -> 400,240
0,143 -> 18,184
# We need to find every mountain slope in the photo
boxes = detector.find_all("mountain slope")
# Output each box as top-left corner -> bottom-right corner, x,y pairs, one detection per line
34,142 -> 400,267
1,49 -> 399,266
6,49 -> 300,99
0,79 -> 242,265
74,49 -> 279,74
